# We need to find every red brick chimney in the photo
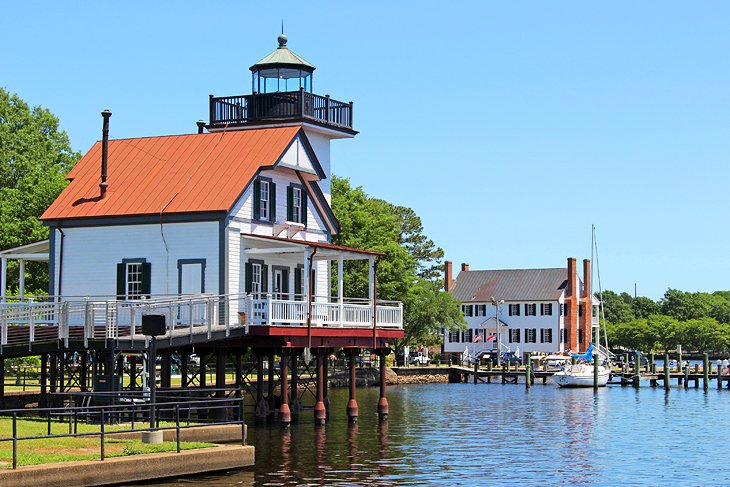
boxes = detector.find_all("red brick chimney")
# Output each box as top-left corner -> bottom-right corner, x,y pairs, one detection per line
581,259 -> 592,348
461,263 -> 469,272
564,258 -> 579,353
444,260 -> 453,292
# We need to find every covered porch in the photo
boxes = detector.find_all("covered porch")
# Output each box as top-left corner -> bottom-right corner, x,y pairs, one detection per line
239,234 -> 402,330
0,240 -> 50,302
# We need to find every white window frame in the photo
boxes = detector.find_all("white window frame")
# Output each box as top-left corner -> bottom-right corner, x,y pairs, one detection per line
526,303 -> 537,316
260,180 -> 270,221
292,186 -> 303,223
541,303 -> 553,316
126,262 -> 143,300
251,263 -> 262,295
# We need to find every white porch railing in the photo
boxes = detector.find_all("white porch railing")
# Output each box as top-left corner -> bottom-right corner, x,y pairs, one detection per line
0,293 -> 403,349
243,294 -> 403,329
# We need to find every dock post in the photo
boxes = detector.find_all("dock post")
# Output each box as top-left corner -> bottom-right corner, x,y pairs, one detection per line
593,353 -> 599,390
377,349 -> 389,422
279,349 -> 291,428
290,350 -> 302,420
703,353 -> 709,391
473,359 -> 479,384
314,352 -> 327,426
501,363 -> 506,384
664,354 -> 670,392
650,353 -> 655,373
267,350 -> 276,422
254,353 -> 268,423
323,350 -> 330,421
633,351 -> 641,388
717,361 -> 723,390
347,348 -> 359,424
683,365 -> 689,389
525,356 -> 531,389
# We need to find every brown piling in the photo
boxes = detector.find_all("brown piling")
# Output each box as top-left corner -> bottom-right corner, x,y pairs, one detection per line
279,349 -> 291,427
314,353 -> 327,426
347,349 -> 359,424
377,349 -> 389,422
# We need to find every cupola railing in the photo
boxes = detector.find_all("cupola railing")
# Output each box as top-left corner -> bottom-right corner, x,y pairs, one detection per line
209,88 -> 353,130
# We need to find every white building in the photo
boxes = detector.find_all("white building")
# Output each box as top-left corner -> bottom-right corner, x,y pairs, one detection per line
442,259 -> 597,362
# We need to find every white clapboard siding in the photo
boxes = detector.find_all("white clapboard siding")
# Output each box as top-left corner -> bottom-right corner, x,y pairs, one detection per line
59,221 -> 219,298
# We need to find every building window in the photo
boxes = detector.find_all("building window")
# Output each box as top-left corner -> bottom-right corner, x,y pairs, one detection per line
245,260 -> 268,296
579,304 -> 584,317
541,303 -> 553,316
541,328 -> 553,343
578,329 -> 584,344
287,184 -> 308,225
449,330 -> 460,342
509,304 -> 520,316
253,178 -> 276,223
476,304 -> 487,317
463,305 -> 473,317
593,305 -> 599,318
560,328 -> 568,344
509,328 -> 520,343
525,304 -> 537,316
465,329 -> 473,342
116,260 -> 150,300
525,328 -> 537,343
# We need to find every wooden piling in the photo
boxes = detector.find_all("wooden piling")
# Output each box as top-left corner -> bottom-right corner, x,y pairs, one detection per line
473,360 -> 478,384
650,353 -> 656,373
593,353 -> 599,390
717,363 -> 722,390
703,353 -> 709,391
633,351 -> 641,388
663,354 -> 670,392
525,357 -> 531,389
683,366 -> 689,389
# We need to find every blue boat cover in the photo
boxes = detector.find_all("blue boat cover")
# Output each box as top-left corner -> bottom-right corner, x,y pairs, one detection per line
572,343 -> 594,362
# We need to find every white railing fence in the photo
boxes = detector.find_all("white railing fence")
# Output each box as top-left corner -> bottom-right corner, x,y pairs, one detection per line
0,293 -> 403,348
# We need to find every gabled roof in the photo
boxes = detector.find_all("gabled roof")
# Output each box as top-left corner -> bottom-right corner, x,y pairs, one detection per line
41,126 -> 302,221
450,268 -> 569,302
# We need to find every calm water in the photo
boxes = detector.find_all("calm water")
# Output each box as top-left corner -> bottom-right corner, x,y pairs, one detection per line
134,383 -> 730,486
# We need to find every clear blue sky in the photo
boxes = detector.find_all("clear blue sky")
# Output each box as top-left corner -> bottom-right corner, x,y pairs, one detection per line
4,2 -> 729,300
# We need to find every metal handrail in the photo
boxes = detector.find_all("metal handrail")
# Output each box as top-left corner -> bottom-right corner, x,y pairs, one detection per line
0,393 -> 245,469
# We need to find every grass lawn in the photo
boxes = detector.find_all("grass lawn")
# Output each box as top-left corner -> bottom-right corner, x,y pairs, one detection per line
0,417 -> 213,468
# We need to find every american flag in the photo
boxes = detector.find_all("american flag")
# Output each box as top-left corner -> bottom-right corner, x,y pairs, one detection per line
474,332 -> 482,343
487,334 -> 497,341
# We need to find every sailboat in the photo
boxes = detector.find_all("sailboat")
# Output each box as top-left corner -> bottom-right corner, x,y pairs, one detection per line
553,226 -> 613,388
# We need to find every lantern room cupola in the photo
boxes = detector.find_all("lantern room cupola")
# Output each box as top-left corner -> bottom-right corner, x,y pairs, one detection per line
208,34 -> 355,135
250,34 -> 314,94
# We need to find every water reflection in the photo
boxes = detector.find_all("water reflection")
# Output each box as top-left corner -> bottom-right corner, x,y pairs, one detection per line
135,384 -> 730,486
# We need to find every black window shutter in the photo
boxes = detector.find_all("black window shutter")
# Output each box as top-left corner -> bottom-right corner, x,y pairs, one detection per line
116,263 -> 125,300
245,262 -> 253,293
286,186 -> 293,221
301,190 -> 308,226
294,268 -> 302,298
540,329 -> 544,343
270,182 -> 276,222
508,306 -> 513,316
253,179 -> 261,220
262,264 -> 269,293
141,262 -> 152,298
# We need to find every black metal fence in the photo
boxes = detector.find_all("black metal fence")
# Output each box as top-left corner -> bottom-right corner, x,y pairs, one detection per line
0,388 -> 245,470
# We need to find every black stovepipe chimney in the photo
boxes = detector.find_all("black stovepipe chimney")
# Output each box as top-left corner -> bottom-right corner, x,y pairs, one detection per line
100,109 -> 112,197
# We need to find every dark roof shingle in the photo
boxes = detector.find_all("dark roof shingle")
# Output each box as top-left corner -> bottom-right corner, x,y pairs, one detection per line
450,268 -> 569,302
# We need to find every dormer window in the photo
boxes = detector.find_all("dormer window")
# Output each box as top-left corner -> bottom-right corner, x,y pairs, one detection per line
253,177 -> 276,223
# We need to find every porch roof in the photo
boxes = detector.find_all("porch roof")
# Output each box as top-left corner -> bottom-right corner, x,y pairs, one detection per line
241,234 -> 383,260
0,239 -> 50,261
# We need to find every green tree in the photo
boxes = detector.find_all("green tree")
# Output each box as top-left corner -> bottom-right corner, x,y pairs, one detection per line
645,314 -> 681,353
599,290 -> 635,324
660,289 -> 720,321
631,296 -> 660,319
681,317 -> 727,353
0,88 -> 79,294
331,176 -> 464,353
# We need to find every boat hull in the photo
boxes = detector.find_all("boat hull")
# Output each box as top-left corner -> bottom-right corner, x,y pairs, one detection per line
553,365 -> 610,387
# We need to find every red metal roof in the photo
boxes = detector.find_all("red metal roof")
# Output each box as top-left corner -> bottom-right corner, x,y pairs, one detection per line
41,126 -> 301,221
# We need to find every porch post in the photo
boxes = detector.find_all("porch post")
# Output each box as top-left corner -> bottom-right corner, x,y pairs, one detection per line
0,257 -> 6,302
304,248 -> 313,348
19,259 -> 25,300
338,256 -> 344,325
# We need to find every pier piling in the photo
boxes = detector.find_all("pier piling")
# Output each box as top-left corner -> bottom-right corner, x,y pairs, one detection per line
347,349 -> 359,424
279,349 -> 291,428
377,349 -> 389,422
664,354 -> 670,392
703,353 -> 709,391
525,357 -> 530,389
314,352 -> 327,426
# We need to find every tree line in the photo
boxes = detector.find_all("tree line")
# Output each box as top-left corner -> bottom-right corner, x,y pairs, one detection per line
602,289 -> 730,354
